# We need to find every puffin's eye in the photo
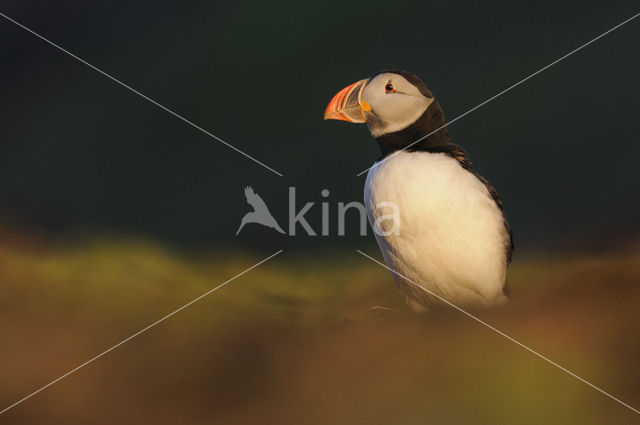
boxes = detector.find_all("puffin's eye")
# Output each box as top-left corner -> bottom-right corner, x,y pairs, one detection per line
385,82 -> 395,93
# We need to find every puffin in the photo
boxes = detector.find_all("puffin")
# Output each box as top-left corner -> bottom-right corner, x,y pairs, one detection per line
324,70 -> 513,310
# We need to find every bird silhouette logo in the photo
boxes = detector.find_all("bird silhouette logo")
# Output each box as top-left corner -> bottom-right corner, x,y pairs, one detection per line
236,186 -> 286,235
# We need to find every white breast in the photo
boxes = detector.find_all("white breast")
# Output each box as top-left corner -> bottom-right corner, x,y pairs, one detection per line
364,151 -> 508,309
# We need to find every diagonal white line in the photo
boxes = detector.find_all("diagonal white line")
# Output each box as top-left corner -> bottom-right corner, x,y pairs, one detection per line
356,249 -> 640,415
0,249 -> 284,416
356,11 -> 640,177
0,11 -> 283,177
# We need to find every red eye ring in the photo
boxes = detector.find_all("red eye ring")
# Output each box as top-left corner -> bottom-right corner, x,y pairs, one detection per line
385,82 -> 395,93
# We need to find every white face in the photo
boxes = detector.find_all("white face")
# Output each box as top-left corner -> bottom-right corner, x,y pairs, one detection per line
361,73 -> 434,137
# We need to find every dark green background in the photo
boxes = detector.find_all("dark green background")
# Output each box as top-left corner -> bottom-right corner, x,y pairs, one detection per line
1,1 -> 638,253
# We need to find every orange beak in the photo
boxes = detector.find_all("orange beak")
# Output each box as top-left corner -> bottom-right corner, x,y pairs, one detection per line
323,79 -> 368,123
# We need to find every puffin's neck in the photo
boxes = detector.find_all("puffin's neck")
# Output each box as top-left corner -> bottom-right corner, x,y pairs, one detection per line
375,100 -> 453,158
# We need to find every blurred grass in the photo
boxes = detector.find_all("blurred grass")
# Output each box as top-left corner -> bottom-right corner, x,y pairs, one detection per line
0,229 -> 639,424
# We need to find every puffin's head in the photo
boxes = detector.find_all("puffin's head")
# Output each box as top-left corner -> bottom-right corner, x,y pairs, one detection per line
324,70 -> 436,138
